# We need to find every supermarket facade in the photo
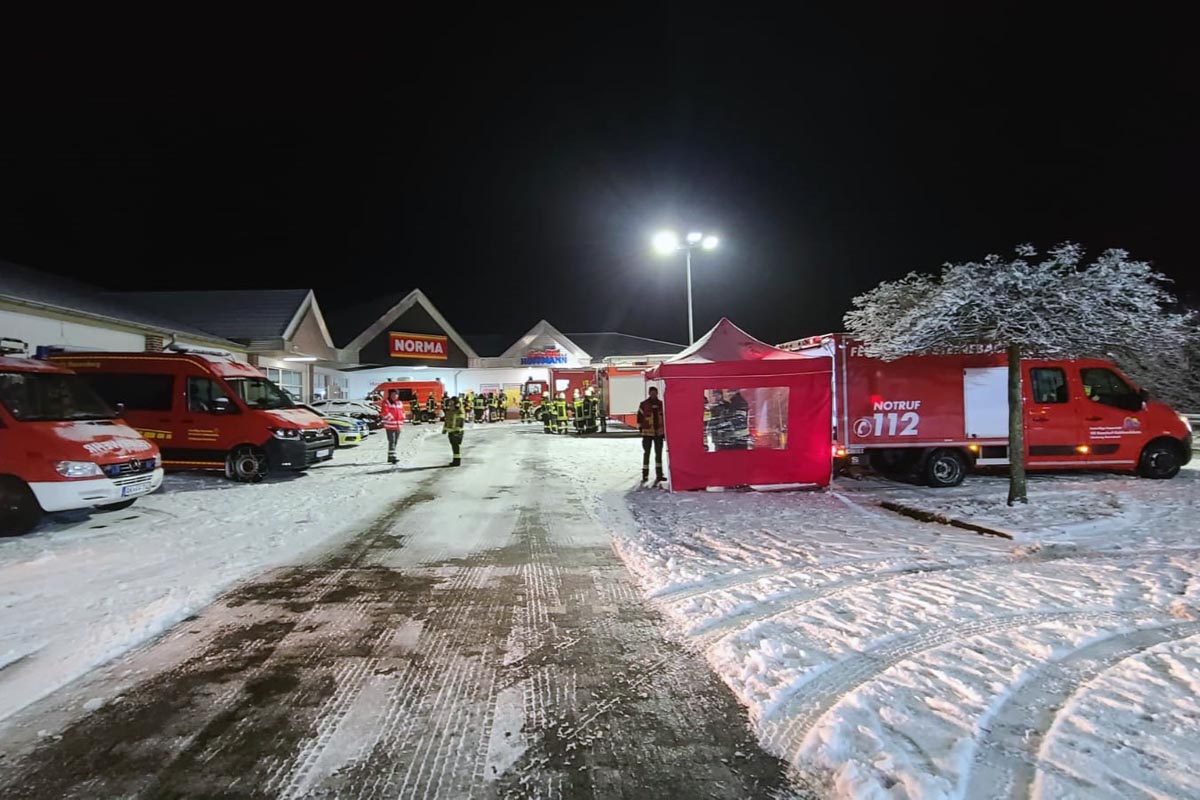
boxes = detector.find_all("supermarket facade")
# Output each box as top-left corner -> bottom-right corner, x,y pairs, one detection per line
0,259 -> 683,415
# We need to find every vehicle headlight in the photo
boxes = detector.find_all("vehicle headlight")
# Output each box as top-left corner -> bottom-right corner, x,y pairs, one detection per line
1181,414 -> 1193,433
270,427 -> 301,440
56,461 -> 104,478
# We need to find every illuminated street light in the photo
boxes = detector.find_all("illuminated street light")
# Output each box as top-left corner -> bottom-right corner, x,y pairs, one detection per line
651,228 -> 721,344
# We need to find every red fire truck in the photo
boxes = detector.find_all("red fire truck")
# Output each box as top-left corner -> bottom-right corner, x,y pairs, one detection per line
780,334 -> 1192,486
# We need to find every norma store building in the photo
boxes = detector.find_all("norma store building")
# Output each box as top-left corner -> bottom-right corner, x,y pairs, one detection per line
0,259 -> 683,418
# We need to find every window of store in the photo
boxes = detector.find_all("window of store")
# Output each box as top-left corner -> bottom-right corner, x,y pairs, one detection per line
266,367 -> 304,402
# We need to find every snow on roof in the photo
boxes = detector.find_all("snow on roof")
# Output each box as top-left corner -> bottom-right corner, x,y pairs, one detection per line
115,289 -> 312,344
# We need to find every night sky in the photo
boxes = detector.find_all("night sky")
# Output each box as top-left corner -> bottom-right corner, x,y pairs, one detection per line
2,7 -> 1196,347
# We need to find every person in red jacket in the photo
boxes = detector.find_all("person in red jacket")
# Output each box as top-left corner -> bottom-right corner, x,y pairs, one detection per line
637,386 -> 666,483
380,389 -> 406,464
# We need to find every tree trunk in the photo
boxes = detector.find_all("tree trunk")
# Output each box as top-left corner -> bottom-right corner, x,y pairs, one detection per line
1007,342 -> 1028,505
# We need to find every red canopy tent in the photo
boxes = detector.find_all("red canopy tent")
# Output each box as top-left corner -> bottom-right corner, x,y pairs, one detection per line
647,318 -> 833,491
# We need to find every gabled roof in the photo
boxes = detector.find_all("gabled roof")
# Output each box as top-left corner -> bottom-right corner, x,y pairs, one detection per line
664,318 -> 817,364
0,260 -> 242,348
565,332 -> 686,359
337,289 -> 478,359
499,320 -> 591,362
115,289 -> 317,348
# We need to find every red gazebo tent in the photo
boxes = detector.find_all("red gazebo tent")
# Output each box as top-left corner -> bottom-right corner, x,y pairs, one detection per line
647,318 -> 833,491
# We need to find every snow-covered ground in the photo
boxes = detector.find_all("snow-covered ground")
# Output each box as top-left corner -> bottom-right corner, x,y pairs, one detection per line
0,427 -> 433,723
5,424 -> 1198,799
559,439 -> 1200,799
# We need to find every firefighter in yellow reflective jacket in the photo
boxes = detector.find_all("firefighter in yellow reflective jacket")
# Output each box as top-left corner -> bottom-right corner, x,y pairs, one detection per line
443,396 -> 465,466
473,392 -> 486,423
554,392 -> 569,434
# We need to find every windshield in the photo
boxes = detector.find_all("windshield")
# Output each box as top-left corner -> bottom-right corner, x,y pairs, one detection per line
0,370 -> 118,421
225,377 -> 296,410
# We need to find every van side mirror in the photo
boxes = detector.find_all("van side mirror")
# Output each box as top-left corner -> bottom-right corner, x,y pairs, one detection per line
211,397 -> 238,415
1139,388 -> 1150,406
115,402 -> 126,416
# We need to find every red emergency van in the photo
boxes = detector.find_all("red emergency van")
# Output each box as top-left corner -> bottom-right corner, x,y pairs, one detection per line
0,355 -> 164,536
51,352 -> 335,482
371,380 -> 444,406
780,334 -> 1193,486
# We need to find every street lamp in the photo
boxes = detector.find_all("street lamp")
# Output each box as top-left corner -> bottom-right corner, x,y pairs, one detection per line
652,228 -> 720,344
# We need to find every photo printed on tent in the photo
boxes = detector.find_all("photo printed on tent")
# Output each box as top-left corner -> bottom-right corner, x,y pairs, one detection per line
703,387 -> 789,452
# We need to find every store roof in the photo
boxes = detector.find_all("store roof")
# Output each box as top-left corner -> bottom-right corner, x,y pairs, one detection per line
115,289 -> 315,348
319,292 -> 411,349
565,332 -> 686,359
0,260 -> 241,347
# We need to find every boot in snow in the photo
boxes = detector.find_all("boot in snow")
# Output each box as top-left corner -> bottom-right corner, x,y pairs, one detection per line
388,454 -> 398,465
654,471 -> 666,484
641,469 -> 649,482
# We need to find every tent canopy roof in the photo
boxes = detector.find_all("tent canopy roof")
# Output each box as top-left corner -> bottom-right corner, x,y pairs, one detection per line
649,318 -> 825,378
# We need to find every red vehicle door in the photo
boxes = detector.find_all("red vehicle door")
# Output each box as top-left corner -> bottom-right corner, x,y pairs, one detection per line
1024,362 -> 1088,468
1077,363 -> 1145,469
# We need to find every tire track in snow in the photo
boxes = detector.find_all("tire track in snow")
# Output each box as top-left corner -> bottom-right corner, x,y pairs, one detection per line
962,619 -> 1200,800
688,546 -> 1200,648
760,609 -> 1139,770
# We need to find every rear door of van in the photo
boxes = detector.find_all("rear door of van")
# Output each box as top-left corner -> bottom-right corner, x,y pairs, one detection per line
1024,362 -> 1088,468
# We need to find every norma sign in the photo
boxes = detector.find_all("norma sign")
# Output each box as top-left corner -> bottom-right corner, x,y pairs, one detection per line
521,347 -> 568,366
389,332 -> 448,360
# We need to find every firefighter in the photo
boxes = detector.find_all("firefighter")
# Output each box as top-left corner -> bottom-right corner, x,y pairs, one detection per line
474,392 -> 486,423
465,391 -> 475,422
409,395 -> 422,425
572,389 -> 585,433
638,386 -> 666,482
381,389 -> 406,464
541,399 -> 554,432
583,387 -> 599,433
520,392 -> 533,423
425,393 -> 437,423
443,396 -> 465,466
494,392 -> 506,422
554,392 -> 569,434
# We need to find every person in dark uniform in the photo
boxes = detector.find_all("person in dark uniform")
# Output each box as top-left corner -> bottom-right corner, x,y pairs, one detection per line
637,386 -> 666,482
443,396 -> 465,466
473,392 -> 486,423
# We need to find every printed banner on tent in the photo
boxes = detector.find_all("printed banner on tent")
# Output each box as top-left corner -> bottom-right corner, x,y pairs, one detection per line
389,332 -> 448,359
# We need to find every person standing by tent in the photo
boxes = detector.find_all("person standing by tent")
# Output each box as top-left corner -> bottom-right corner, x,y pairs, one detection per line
442,396 -> 465,466
381,388 -> 406,465
637,386 -> 666,482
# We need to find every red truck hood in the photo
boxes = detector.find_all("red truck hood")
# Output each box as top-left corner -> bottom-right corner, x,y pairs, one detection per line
264,408 -> 330,429
44,420 -> 160,462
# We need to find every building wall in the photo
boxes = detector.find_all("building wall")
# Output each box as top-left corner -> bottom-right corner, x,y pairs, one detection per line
289,306 -> 339,361
355,303 -> 470,368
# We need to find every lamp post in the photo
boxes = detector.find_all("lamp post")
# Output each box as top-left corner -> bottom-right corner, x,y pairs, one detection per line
652,229 -> 719,344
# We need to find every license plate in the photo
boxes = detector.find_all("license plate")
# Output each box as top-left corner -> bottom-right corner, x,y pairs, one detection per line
121,482 -> 153,497
316,449 -> 330,458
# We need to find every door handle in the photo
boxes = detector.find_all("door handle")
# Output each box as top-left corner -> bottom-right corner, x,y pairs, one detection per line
1085,416 -> 1103,422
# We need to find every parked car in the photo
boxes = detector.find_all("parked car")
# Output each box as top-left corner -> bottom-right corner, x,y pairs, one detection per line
298,403 -> 366,447
52,352 -> 335,482
309,399 -> 383,430
1,355 -> 164,536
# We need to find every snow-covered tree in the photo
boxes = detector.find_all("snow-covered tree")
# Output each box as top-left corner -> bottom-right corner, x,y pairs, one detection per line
844,244 -> 1194,504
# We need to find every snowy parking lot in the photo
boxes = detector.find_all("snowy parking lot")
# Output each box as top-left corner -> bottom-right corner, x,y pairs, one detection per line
0,427 -> 437,724
603,461 -> 1200,798
1,423 -> 1198,799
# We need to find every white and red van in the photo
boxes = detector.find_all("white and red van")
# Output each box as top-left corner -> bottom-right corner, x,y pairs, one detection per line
51,352 -> 335,482
779,334 -> 1193,486
0,355 -> 163,536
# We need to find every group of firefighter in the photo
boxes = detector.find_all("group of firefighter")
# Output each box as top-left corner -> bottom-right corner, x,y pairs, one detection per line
404,391 -> 513,425
404,387 -> 603,434
534,387 -> 602,435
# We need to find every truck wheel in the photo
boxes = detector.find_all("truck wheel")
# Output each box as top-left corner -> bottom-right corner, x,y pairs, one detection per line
1138,441 -> 1182,479
924,449 -> 968,488
0,477 -> 43,537
97,499 -> 138,512
226,445 -> 269,483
